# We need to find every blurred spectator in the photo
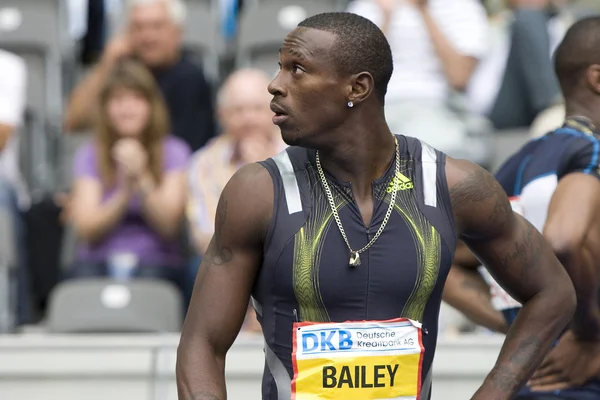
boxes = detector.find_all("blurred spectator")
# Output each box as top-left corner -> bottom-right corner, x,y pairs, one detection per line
67,0 -> 108,64
347,0 -> 489,161
68,60 -> 190,294
80,0 -> 108,65
186,68 -> 284,332
187,69 -> 284,256
64,0 -> 215,152
467,0 -> 573,130
0,50 -> 29,325
68,0 -> 91,42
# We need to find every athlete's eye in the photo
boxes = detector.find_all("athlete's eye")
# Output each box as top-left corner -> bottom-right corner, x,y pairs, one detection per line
292,64 -> 305,75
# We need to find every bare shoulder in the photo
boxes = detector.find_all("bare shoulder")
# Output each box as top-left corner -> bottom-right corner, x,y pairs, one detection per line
224,162 -> 273,200
220,162 -> 274,237
445,157 -> 514,239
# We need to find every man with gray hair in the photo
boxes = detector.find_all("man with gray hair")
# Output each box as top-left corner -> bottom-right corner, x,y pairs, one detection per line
187,68 -> 284,256
64,0 -> 215,151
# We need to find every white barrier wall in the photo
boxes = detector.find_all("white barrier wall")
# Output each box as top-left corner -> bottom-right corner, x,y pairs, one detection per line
0,333 -> 502,400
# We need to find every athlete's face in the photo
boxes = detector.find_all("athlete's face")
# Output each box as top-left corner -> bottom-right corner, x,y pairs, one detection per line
268,28 -> 352,147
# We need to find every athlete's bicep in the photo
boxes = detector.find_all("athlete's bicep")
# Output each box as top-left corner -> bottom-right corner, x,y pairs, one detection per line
446,158 -> 566,304
180,163 -> 273,357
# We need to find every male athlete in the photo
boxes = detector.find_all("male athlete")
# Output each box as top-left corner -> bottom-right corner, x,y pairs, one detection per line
446,17 -> 600,400
177,12 -> 575,400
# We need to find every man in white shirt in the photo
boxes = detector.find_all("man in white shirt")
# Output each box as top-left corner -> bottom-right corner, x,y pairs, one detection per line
347,0 -> 489,163
0,49 -> 29,325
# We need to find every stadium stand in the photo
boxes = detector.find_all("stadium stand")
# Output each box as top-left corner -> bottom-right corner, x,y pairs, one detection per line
236,0 -> 340,74
0,332 -> 502,400
489,128 -> 531,172
0,208 -> 17,333
47,278 -> 183,333
0,0 -> 71,198
183,0 -> 222,84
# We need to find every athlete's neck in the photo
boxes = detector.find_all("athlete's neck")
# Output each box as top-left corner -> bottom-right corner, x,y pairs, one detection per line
565,100 -> 600,131
318,124 -> 395,200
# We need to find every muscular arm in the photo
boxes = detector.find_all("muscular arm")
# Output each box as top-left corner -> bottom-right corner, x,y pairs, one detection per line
443,265 -> 508,333
543,173 -> 600,341
447,158 -> 575,399
176,163 -> 273,400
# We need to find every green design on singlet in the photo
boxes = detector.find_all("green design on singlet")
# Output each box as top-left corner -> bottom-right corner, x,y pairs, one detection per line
293,162 -> 442,323
387,169 -> 442,321
292,170 -> 347,323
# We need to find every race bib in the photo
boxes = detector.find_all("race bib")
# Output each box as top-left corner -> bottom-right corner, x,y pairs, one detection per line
292,318 -> 424,400
479,196 -> 523,311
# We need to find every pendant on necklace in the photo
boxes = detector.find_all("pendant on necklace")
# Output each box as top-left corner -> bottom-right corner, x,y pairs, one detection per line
349,251 -> 361,267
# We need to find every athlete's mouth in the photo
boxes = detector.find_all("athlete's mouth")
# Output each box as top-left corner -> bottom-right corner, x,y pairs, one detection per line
270,102 -> 290,126
270,102 -> 288,117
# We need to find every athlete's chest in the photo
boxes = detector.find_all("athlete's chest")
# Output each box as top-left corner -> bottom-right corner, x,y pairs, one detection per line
277,176 -> 449,323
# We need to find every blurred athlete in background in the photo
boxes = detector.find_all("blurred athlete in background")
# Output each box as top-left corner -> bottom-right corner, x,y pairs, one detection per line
447,16 -> 600,400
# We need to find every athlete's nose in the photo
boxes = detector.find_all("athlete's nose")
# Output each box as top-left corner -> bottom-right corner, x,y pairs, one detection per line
268,71 -> 286,97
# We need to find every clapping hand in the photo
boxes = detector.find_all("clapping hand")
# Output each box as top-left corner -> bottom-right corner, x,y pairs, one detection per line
112,138 -> 149,185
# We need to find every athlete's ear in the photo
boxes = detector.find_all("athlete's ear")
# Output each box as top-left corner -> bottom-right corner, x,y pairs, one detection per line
347,71 -> 374,106
586,64 -> 600,94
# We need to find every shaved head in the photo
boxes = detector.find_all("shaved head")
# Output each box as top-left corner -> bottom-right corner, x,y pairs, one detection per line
298,12 -> 393,103
554,16 -> 600,97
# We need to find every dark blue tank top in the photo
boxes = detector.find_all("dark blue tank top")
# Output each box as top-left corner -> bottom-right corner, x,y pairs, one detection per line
253,135 -> 457,400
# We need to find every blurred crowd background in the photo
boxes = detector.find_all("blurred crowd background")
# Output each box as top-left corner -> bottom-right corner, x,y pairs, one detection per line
0,0 -> 599,336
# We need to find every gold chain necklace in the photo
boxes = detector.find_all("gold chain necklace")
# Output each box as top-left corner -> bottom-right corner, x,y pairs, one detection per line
315,137 -> 400,268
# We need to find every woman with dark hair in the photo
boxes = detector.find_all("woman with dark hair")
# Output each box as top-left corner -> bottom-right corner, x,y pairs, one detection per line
69,59 -> 191,292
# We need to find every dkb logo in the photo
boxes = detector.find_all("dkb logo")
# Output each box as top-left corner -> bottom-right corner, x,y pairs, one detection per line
302,329 -> 353,353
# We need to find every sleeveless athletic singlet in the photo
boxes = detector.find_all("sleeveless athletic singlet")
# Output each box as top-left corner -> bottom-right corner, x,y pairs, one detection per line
253,135 -> 456,400
484,118 -> 600,400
